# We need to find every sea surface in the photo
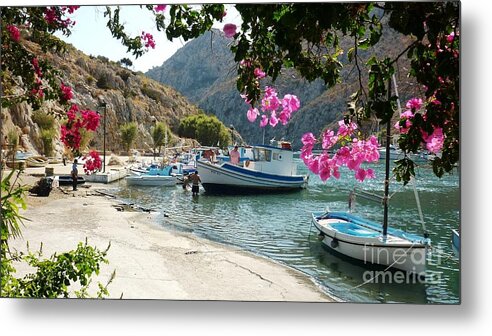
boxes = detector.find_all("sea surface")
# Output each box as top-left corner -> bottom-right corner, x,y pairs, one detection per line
110,159 -> 460,304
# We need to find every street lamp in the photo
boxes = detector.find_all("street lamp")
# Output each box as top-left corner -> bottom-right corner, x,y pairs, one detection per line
98,98 -> 107,173
229,124 -> 235,146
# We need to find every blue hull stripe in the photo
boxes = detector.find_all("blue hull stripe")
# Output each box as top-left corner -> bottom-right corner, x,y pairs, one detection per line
211,162 -> 305,183
197,162 -> 305,187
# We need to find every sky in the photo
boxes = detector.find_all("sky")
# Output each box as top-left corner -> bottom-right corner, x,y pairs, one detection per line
55,4 -> 242,73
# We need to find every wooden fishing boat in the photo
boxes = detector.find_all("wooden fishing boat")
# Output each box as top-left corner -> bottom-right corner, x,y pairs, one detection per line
26,156 -> 49,167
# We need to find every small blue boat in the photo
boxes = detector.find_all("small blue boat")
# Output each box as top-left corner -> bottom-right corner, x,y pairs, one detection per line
451,229 -> 460,254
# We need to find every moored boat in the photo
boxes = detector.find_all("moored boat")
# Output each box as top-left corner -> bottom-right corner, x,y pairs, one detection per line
312,211 -> 430,275
26,155 -> 49,167
126,174 -> 176,187
451,229 -> 460,255
126,165 -> 176,186
197,141 -> 307,194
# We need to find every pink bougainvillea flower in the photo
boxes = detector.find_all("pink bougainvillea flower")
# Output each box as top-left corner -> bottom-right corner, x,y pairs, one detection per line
406,98 -> 423,110
423,127 -> 444,153
60,83 -> 73,102
223,23 -> 237,38
7,25 -> 20,42
301,132 -> 317,148
247,107 -> 259,122
141,32 -> 156,49
261,86 -> 281,112
337,120 -> 358,137
446,31 -> 455,43
81,110 -> 100,131
254,68 -> 266,79
278,110 -> 290,125
269,111 -> 278,127
281,94 -> 300,113
322,129 -> 338,150
239,59 -> 251,68
83,150 -> 102,174
259,115 -> 268,128
154,5 -> 167,12
305,156 -> 320,175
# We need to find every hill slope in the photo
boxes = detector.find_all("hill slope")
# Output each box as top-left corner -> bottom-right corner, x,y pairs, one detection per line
146,27 -> 419,149
1,39 -> 206,157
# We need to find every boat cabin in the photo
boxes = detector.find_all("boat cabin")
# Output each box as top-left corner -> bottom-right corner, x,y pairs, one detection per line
245,142 -> 297,176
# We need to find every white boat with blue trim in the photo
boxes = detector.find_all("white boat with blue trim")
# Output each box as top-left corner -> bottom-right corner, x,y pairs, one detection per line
196,141 -> 308,193
312,211 -> 430,275
126,165 -> 176,187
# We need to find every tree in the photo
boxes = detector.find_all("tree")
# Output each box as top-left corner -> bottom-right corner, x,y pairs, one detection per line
119,122 -> 138,155
178,114 -> 231,147
119,57 -> 133,68
151,121 -> 168,158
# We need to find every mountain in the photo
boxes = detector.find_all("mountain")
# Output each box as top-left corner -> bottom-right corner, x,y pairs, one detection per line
146,27 -> 418,149
1,39 -> 206,158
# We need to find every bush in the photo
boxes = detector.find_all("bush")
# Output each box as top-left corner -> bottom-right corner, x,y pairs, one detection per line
119,122 -> 138,154
178,114 -> 230,147
40,129 -> 55,156
32,111 -> 55,130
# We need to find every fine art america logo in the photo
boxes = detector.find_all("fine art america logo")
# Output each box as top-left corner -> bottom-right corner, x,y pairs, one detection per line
359,243 -> 446,285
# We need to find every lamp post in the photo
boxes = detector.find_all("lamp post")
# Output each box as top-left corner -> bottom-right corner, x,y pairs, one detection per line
98,99 -> 107,173
151,116 -> 156,159
229,124 -> 235,146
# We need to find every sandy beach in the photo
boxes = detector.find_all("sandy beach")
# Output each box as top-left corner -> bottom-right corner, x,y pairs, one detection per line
4,164 -> 336,302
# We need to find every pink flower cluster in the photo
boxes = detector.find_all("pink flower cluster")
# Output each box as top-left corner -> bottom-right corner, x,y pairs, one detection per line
7,25 -> 20,42
223,23 -> 237,38
60,83 -> 73,102
31,77 -> 44,99
154,5 -> 167,12
32,57 -> 43,78
44,6 -> 79,28
394,97 -> 445,154
61,104 -> 100,151
141,31 -> 156,49
83,150 -> 102,174
245,86 -> 300,128
301,120 -> 380,182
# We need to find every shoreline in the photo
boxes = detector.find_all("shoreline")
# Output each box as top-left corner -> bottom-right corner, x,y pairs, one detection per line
6,167 -> 338,302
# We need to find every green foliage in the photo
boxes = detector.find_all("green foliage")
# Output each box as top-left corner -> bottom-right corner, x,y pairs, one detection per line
119,122 -> 138,154
40,129 -> 55,156
151,121 -> 170,156
0,170 -> 114,298
32,111 -> 56,130
2,239 -> 112,298
119,57 -> 133,68
7,129 -> 19,150
0,170 -> 27,243
178,114 -> 230,147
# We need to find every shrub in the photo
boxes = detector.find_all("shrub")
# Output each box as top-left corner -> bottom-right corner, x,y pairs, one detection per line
32,111 -> 55,130
119,122 -> 138,155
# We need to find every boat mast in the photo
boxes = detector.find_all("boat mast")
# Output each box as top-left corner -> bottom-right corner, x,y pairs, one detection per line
382,78 -> 392,238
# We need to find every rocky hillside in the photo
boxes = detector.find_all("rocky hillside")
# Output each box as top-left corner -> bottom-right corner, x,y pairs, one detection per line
146,27 -> 420,149
1,39 -> 206,158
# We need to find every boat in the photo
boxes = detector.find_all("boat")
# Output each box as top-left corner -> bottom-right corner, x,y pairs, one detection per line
57,175 -> 86,186
451,229 -> 460,255
196,141 -> 308,194
26,156 -> 49,167
312,211 -> 430,274
311,77 -> 431,276
125,165 -> 176,186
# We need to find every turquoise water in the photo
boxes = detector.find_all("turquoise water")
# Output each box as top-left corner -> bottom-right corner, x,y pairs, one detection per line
112,159 -> 460,304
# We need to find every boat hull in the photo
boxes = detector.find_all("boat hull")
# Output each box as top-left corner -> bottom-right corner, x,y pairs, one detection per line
126,175 -> 176,187
451,229 -> 460,255
196,161 -> 307,194
312,212 -> 429,275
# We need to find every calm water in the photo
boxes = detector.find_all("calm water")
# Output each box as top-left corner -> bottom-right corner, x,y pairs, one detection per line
111,159 -> 460,304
